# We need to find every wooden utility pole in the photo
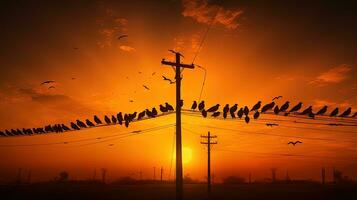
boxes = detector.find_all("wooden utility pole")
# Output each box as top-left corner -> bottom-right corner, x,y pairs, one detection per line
201,131 -> 217,193
162,51 -> 195,200
160,166 -> 164,182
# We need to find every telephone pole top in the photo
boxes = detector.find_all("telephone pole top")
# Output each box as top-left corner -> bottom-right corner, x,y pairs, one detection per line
201,131 -> 217,193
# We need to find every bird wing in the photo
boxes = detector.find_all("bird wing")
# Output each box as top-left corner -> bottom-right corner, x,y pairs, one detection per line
296,141 -> 302,144
41,80 -> 55,85
143,85 -> 150,90
118,35 -> 128,40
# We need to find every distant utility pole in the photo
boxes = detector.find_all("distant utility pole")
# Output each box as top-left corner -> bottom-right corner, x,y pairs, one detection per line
101,168 -> 107,183
322,167 -> 326,184
249,173 -> 251,184
201,131 -> 217,193
153,167 -> 156,181
162,51 -> 195,200
17,168 -> 22,184
27,170 -> 32,184
160,166 -> 164,182
271,168 -> 277,183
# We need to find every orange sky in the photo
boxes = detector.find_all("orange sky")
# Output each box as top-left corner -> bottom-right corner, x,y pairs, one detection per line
0,0 -> 357,182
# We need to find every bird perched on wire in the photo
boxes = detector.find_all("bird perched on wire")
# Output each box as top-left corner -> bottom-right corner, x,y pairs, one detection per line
198,101 -> 205,111
207,104 -> 220,112
245,115 -> 250,124
280,101 -> 290,112
352,112 -> 357,118
339,107 -> 351,117
61,124 -> 70,131
71,122 -> 80,130
191,101 -> 197,110
261,102 -> 275,113
94,115 -> 102,124
137,111 -> 146,120
251,101 -> 261,111
86,119 -> 95,127
165,102 -> 174,111
288,141 -> 303,146
223,104 -> 229,119
162,76 -> 175,84
316,106 -> 328,115
274,105 -> 280,114
300,106 -> 313,115
143,85 -> 150,90
117,34 -> 128,40
152,108 -> 158,116
211,112 -> 220,117
111,115 -> 117,124
201,109 -> 207,118
160,104 -> 168,113
330,108 -> 339,117
104,115 -> 111,124
41,80 -> 55,85
237,108 -> 244,118
117,112 -> 123,125
76,120 -> 87,128
179,100 -> 184,108
253,111 -> 260,119
289,102 -> 302,113
230,104 -> 238,116
243,106 -> 249,116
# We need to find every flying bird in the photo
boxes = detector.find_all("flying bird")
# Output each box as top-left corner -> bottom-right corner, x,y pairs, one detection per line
118,34 -> 128,40
339,107 -> 351,117
261,102 -> 275,113
152,72 -> 156,76
129,99 -> 134,103
288,141 -> 303,146
316,106 -> 328,115
191,101 -> 197,110
41,80 -> 55,85
279,101 -> 290,112
162,76 -> 175,84
289,102 -> 302,113
330,108 -> 339,117
108,144 -> 114,146
272,96 -> 282,101
143,85 -> 150,90
266,123 -> 279,127
198,101 -> 205,111
251,101 -> 261,111
207,104 -> 220,112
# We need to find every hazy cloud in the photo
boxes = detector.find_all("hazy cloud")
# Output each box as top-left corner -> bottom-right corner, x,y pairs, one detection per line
182,0 -> 243,30
310,64 -> 352,86
119,45 -> 136,52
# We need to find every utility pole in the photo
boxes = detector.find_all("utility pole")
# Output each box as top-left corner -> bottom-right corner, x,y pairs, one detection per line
201,131 -> 217,193
160,166 -> 164,182
101,168 -> 107,183
27,170 -> 32,184
162,51 -> 195,200
322,167 -> 325,184
153,167 -> 156,181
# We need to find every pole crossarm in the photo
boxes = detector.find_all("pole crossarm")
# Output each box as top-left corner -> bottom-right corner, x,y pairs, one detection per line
161,59 -> 195,69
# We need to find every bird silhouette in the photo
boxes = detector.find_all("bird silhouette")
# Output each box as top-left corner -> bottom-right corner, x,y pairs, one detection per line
230,104 -> 238,113
352,112 -> 357,118
86,119 -> 95,127
108,144 -> 114,146
316,106 -> 328,115
11,129 -> 18,135
308,112 -> 315,119
201,109 -> 207,118
48,86 -> 55,89
94,115 -> 102,124
338,107 -> 351,117
237,108 -> 244,118
41,80 -> 55,85
104,115 -> 111,124
16,129 -> 23,135
45,125 -> 53,132
71,122 -> 80,130
76,120 -> 87,128
61,124 -> 70,131
266,123 -> 279,127
274,105 -> 280,114
223,104 -> 229,119
160,104 -> 168,113
288,141 -> 302,146
261,102 -> 275,113
300,106 -> 313,115
0,131 -> 6,137
117,112 -> 123,125
138,111 -> 146,120
245,115 -> 250,124
330,108 -> 339,117
207,104 -> 220,112
129,112 -> 137,121
272,96 -> 282,101
191,101 -> 197,110
162,76 -> 175,84
180,100 -> 184,108
111,115 -> 117,124
254,111 -> 260,119
289,102 -> 302,113
152,108 -> 158,116
146,109 -> 154,118
198,101 -> 205,111
5,130 -> 13,136
280,101 -> 290,112
125,120 -> 129,128
143,85 -> 150,90
243,106 -> 249,116
118,34 -> 128,40
251,101 -> 261,111
211,112 -> 220,117
165,103 -> 174,111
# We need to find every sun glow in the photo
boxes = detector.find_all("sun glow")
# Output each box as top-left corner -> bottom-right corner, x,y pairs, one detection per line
172,146 -> 193,165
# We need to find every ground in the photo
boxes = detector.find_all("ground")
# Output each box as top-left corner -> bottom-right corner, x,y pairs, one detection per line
1,183 -> 357,200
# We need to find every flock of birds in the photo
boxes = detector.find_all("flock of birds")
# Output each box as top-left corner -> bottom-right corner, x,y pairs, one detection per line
0,99 -> 356,138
